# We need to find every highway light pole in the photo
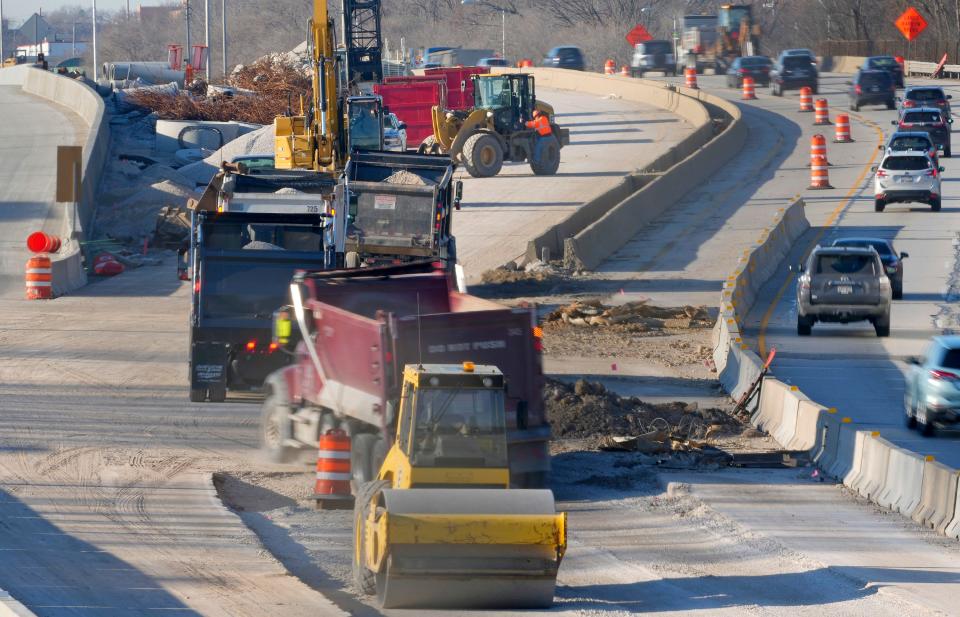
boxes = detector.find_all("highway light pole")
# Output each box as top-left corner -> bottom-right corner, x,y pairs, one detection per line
1,0 -> 4,63
221,0 -> 227,77
92,0 -> 97,79
204,0 -> 210,81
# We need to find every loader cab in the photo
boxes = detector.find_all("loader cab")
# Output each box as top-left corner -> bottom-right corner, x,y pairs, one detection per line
382,363 -> 511,489
472,74 -> 536,133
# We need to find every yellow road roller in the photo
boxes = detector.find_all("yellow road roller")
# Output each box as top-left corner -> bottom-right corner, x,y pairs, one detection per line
352,362 -> 567,609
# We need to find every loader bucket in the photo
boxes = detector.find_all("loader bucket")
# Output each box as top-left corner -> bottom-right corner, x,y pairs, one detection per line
364,488 -> 566,609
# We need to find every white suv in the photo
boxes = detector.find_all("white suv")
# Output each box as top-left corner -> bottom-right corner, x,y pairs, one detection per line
873,152 -> 943,212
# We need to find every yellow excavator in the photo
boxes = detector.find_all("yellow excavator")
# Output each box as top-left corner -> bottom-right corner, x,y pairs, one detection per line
352,363 -> 567,609
274,0 -> 384,172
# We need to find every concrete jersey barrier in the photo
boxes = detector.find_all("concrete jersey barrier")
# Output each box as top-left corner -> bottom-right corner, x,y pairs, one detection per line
1,65 -> 109,295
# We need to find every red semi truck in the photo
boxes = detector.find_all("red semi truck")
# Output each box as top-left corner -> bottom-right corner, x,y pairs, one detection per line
259,261 -> 551,488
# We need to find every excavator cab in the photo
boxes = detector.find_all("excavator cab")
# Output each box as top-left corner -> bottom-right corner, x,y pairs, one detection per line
345,95 -> 385,153
352,362 -> 566,609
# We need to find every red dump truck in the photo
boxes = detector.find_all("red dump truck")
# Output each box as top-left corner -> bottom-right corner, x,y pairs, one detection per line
259,261 -> 551,488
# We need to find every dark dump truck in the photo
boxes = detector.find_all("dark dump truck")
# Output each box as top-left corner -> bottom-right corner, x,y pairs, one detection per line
338,151 -> 461,272
180,167 -> 337,402
260,261 -> 551,488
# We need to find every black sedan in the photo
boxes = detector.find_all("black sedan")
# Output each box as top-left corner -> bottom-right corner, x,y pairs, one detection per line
726,56 -> 773,88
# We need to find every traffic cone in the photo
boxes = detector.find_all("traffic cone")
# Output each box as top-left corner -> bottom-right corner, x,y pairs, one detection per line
684,67 -> 698,89
834,114 -> 854,142
742,76 -> 757,100
25,255 -> 52,300
814,98 -> 831,125
620,65 -> 630,77
798,87 -> 813,112
311,429 -> 354,510
810,134 -> 831,166
809,155 -> 833,189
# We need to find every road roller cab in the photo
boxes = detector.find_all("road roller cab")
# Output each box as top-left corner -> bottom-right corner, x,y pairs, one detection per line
353,362 -> 567,609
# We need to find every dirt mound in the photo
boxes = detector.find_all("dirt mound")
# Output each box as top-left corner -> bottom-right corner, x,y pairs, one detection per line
546,299 -> 711,330
545,378 -> 741,443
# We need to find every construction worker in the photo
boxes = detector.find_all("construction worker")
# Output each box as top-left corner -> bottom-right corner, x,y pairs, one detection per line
525,109 -> 553,166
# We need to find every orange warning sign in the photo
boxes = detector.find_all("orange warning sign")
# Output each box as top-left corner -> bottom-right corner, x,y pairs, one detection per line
895,7 -> 928,41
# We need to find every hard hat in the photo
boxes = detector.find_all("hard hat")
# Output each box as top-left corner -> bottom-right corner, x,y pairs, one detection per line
532,109 -> 541,117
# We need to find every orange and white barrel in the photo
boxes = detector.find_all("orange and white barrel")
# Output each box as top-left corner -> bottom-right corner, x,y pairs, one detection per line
25,255 -> 52,300
834,114 -> 854,142
809,155 -> 833,190
312,429 -> 353,508
620,65 -> 629,77
810,134 -> 830,166
814,98 -> 831,125
798,86 -> 813,112
684,67 -> 698,89
742,76 -> 757,100
604,59 -> 615,75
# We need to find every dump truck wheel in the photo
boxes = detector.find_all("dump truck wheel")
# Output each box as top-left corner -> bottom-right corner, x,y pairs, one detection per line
418,136 -> 440,155
351,433 -> 377,486
260,391 -> 296,463
189,388 -> 207,402
463,133 -> 503,178
530,136 -> 561,176
370,437 -> 389,478
353,479 -> 388,595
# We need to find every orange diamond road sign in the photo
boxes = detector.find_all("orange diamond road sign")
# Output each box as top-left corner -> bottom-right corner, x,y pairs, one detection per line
895,7 -> 928,41
626,24 -> 653,47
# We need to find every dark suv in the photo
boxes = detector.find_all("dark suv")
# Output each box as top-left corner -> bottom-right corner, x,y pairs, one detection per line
630,40 -> 676,77
863,55 -> 904,88
771,54 -> 818,95
893,108 -> 953,157
542,46 -> 585,71
848,69 -> 896,111
900,86 -> 952,120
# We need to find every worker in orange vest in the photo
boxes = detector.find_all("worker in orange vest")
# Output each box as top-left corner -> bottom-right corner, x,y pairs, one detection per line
525,109 -> 554,166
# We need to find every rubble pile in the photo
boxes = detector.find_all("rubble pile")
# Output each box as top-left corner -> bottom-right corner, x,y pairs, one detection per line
545,378 -> 741,453
125,57 -> 311,124
545,299 -> 712,330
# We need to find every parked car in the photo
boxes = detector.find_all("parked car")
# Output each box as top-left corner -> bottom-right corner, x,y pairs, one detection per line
478,57 -> 510,67
771,53 -> 818,95
726,55 -> 772,88
904,335 -> 960,435
881,131 -> 938,165
872,152 -> 943,212
382,112 -> 407,152
831,237 -> 908,299
542,46 -> 585,71
794,245 -> 892,337
630,40 -> 676,77
892,107 -> 952,157
900,85 -> 952,119
863,55 -> 905,88
847,69 -> 895,111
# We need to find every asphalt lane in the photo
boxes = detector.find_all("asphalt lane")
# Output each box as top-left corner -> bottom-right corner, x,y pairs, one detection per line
731,73 -> 960,468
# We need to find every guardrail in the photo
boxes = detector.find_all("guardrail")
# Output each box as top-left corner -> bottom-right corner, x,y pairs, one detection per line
713,199 -> 960,541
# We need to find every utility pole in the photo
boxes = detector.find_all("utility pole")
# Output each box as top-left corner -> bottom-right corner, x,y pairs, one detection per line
204,0 -> 210,81
185,0 -> 191,60
92,0 -> 97,79
0,0 -> 4,63
221,0 -> 227,77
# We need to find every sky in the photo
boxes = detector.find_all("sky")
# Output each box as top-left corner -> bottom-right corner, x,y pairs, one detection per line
5,1 -> 147,22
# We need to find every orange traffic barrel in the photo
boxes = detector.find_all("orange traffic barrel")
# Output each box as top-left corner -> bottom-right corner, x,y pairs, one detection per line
604,59 -> 615,75
810,134 -> 830,166
521,59 -> 533,68
26,231 -> 61,254
742,76 -> 757,100
311,429 -> 353,509
809,155 -> 833,190
684,67 -> 698,89
620,65 -> 630,77
798,87 -> 813,112
814,98 -> 831,125
25,255 -> 52,300
834,114 -> 854,142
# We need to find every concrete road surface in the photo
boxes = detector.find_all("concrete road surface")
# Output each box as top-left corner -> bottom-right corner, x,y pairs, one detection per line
456,87 -> 694,282
0,86 -> 86,297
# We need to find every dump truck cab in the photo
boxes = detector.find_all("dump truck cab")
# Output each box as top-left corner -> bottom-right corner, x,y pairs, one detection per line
379,363 -> 511,490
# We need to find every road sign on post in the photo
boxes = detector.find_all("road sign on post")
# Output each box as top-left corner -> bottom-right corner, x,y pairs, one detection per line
626,24 -> 653,47
895,7 -> 927,41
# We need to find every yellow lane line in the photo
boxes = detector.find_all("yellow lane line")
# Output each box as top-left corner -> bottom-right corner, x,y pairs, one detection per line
757,113 -> 886,356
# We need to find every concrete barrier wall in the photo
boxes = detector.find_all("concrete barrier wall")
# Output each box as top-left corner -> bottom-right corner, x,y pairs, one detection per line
3,66 -> 109,294
508,68 -> 726,266
912,460 -> 958,533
